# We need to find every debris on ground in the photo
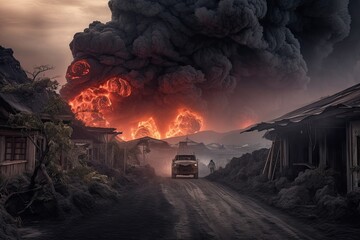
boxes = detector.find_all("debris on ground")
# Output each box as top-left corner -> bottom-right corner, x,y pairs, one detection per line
0,162 -> 157,238
207,148 -> 360,225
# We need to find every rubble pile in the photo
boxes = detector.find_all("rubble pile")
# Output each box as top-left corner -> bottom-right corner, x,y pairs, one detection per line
209,150 -> 360,220
207,148 -> 274,194
1,163 -> 157,225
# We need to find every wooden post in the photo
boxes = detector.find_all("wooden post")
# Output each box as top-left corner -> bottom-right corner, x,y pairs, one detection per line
271,143 -> 281,181
268,140 -> 276,179
263,141 -> 274,175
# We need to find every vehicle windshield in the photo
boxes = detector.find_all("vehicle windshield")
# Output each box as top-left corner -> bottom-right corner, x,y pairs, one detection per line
175,155 -> 196,160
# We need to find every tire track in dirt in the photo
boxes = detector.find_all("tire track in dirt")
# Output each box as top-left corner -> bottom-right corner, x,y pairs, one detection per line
162,178 -> 328,240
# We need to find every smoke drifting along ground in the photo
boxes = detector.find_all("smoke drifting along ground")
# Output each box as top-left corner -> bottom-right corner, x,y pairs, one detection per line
60,0 -> 358,139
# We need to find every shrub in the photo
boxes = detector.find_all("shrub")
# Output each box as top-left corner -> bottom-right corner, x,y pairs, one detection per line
88,182 -> 119,200
71,190 -> 95,213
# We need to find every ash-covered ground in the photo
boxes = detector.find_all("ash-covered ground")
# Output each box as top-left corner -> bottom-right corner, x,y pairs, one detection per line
1,149 -> 358,240
207,149 -> 360,239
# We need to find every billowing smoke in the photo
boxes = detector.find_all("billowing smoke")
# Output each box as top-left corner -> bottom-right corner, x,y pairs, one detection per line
60,0 -> 355,139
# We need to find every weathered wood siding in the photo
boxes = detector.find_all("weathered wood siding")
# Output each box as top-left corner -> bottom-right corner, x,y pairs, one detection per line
348,121 -> 360,192
0,132 -> 36,178
0,161 -> 27,177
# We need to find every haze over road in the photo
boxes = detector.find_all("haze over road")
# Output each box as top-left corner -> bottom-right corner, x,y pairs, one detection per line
24,179 -> 327,240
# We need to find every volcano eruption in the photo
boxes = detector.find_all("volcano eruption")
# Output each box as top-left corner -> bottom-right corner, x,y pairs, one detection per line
60,0 -> 352,140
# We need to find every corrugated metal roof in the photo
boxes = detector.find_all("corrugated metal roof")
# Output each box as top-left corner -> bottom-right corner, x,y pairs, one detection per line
245,83 -> 360,132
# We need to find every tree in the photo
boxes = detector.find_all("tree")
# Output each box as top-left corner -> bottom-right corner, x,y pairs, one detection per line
8,113 -> 73,194
1,65 -> 73,195
25,65 -> 59,82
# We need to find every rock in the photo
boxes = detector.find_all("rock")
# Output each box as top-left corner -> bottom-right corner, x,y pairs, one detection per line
275,185 -> 310,209
0,46 -> 28,85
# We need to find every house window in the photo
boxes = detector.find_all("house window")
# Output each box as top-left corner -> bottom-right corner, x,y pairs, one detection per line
5,137 -> 27,161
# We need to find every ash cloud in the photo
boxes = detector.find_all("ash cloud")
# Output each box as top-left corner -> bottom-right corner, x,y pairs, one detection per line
61,0 -> 357,133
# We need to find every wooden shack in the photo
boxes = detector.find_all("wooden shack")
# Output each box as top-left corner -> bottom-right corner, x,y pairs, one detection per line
0,93 -> 37,177
246,84 -> 360,193
71,124 -> 121,168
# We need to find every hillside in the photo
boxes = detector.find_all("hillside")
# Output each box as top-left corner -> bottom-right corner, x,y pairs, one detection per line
163,129 -> 270,148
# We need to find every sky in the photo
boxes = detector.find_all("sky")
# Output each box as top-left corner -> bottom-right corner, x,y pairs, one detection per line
1,0 -> 359,135
0,0 -> 110,85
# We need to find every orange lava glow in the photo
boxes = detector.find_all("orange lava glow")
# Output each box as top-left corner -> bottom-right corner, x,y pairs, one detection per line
66,60 -> 90,80
128,109 -> 203,140
67,66 -> 205,139
166,109 -> 203,138
131,117 -> 161,139
106,77 -> 132,97
69,77 -> 132,127
239,119 -> 256,129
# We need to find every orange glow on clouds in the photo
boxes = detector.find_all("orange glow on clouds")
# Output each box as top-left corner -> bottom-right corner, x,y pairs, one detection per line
239,119 -> 256,129
69,77 -> 132,127
131,117 -> 161,139
166,109 -> 204,138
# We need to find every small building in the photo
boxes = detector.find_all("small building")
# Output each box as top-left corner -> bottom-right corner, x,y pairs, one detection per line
70,124 -> 121,168
0,46 -> 39,177
246,84 -> 360,193
0,46 -> 74,177
0,93 -> 37,177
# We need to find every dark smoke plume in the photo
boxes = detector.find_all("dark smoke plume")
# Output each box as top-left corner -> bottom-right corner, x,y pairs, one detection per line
61,0 -> 356,135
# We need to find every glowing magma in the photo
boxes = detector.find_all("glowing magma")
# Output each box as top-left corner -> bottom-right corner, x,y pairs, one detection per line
165,109 -> 203,138
66,62 -> 204,139
69,77 -> 132,127
131,117 -> 161,139
66,60 -> 90,80
129,109 -> 203,139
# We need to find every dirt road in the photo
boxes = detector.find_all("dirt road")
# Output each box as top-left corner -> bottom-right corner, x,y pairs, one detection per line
162,179 -> 327,240
22,178 -> 328,240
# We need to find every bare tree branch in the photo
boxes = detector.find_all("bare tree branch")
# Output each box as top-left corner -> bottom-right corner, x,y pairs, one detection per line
25,65 -> 55,81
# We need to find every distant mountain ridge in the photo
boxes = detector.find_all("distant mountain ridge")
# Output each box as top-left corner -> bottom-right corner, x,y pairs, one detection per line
163,129 -> 270,148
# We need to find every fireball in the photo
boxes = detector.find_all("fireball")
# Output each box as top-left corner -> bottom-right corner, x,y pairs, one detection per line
68,76 -> 132,127
131,117 -> 161,139
65,59 -> 207,139
166,109 -> 203,138
66,60 -> 90,81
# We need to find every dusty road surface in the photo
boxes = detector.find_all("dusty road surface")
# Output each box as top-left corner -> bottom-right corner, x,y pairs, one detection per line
162,179 -> 326,240
22,178 -> 329,240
